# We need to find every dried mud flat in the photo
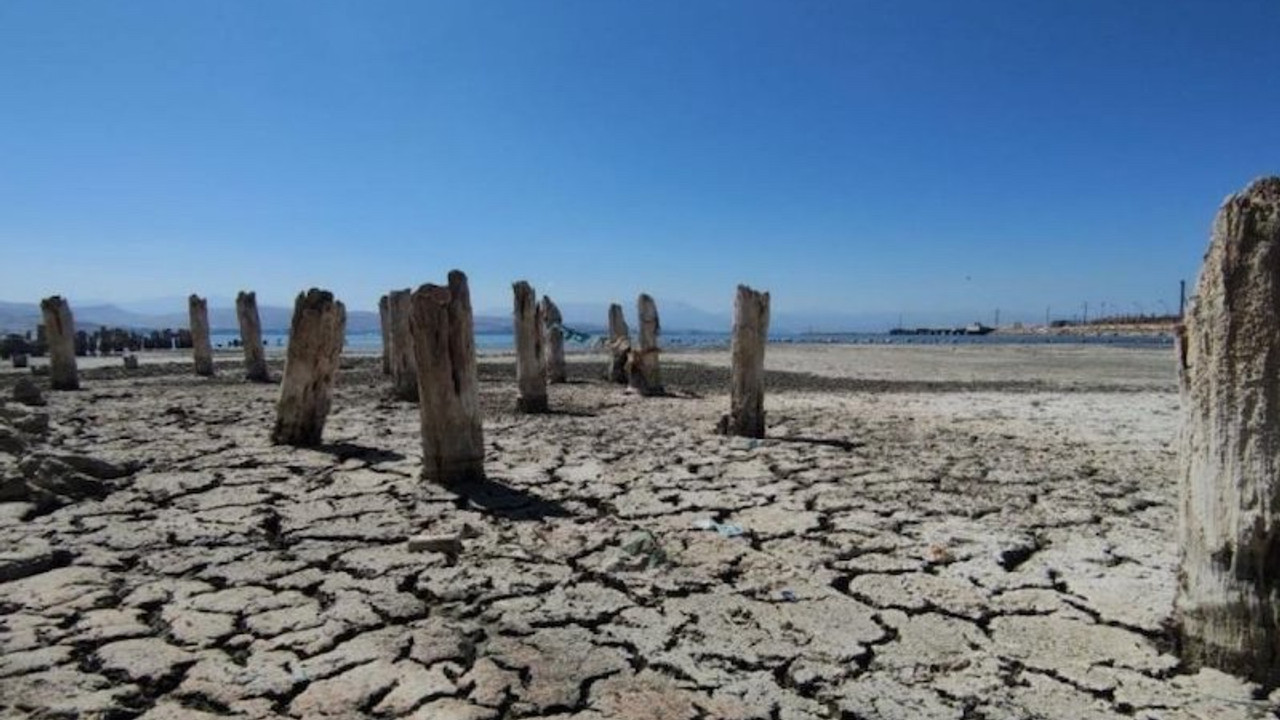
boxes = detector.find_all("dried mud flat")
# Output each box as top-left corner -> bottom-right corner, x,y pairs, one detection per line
2,345 -> 1277,720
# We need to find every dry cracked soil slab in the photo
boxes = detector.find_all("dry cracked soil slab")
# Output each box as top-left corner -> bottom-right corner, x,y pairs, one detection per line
1,346 -> 1278,719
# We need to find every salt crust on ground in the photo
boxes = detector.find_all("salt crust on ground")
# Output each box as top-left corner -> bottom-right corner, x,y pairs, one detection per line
2,345 -> 1276,719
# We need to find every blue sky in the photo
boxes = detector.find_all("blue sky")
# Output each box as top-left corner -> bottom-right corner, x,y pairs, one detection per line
2,1 -> 1277,326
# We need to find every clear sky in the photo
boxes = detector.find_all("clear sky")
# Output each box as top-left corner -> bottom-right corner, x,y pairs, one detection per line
2,1 -> 1277,325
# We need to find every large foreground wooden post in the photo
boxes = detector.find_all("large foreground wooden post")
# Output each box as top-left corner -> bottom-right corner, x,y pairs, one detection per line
629,293 -> 663,395
607,303 -> 630,384
189,294 -> 215,377
40,296 -> 78,391
541,295 -> 567,384
513,281 -> 549,412
378,294 -> 392,376
271,289 -> 346,447
388,289 -> 419,401
236,291 -> 270,382
409,271 -> 484,482
721,285 -> 771,438
1176,176 -> 1280,688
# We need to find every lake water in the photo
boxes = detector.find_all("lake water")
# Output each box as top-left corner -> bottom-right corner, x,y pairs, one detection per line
209,330 -> 1174,354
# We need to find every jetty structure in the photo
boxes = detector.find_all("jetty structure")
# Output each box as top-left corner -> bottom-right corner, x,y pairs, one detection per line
889,322 -> 994,336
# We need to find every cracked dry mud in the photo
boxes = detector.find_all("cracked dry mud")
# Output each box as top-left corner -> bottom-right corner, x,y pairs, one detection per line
2,344 -> 1277,719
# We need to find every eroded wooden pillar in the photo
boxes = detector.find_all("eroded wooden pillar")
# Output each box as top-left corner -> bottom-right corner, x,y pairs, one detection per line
607,303 -> 630,384
388,289 -> 419,402
1176,176 -> 1280,688
189,294 -> 214,377
409,271 -> 484,482
513,281 -> 548,412
271,289 -> 346,447
40,296 -> 78,391
378,294 -> 392,376
541,296 -> 567,384
721,285 -> 770,438
629,293 -> 663,396
236,291 -> 270,382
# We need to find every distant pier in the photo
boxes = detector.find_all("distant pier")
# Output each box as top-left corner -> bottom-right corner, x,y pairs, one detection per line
888,323 -> 994,336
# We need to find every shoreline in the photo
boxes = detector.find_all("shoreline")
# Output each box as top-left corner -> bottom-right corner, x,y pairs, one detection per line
1,331 -> 1175,376
2,342 -> 1178,394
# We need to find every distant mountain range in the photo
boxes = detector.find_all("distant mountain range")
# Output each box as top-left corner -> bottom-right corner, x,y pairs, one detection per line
0,297 -> 1000,336
480,300 -> 730,336
0,299 -> 522,335
0,300 -> 385,335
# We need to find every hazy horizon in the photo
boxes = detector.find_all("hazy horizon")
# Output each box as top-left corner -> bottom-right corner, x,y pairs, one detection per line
0,289 -> 1154,334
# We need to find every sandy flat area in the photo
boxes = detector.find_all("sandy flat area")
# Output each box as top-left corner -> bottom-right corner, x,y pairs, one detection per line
2,343 -> 1276,719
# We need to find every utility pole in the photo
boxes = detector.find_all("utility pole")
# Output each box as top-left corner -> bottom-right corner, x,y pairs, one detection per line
1083,301 -> 1089,325
1180,279 -> 1186,318
994,308 -> 1000,327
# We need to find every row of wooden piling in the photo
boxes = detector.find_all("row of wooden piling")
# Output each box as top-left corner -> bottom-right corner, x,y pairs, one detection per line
31,291 -> 274,389
33,275 -> 771,482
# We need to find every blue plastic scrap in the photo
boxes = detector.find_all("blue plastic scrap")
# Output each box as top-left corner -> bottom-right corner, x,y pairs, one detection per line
692,518 -> 746,538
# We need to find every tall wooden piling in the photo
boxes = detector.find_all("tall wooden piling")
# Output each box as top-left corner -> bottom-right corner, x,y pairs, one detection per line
388,289 -> 418,402
378,294 -> 392,376
40,296 -> 78,391
189,294 -> 214,377
721,285 -> 770,438
629,293 -> 663,395
513,281 -> 548,412
541,296 -> 567,384
1176,176 -> 1280,688
607,303 -> 630,384
271,289 -> 346,447
409,271 -> 484,483
236,291 -> 270,382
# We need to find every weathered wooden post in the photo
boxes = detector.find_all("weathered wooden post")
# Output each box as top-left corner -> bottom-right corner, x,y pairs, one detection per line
409,271 -> 484,482
1176,176 -> 1280,688
607,303 -> 630,384
629,293 -> 663,395
271,289 -> 346,447
378,294 -> 392,376
189,294 -> 215,377
513,281 -> 549,412
236,291 -> 270,382
40,296 -> 78,391
541,296 -> 567,384
387,289 -> 418,402
720,285 -> 770,438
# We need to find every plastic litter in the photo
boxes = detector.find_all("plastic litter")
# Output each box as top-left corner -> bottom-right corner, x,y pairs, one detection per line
691,518 -> 747,538
716,523 -> 745,538
603,530 -> 668,571
780,589 -> 797,602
